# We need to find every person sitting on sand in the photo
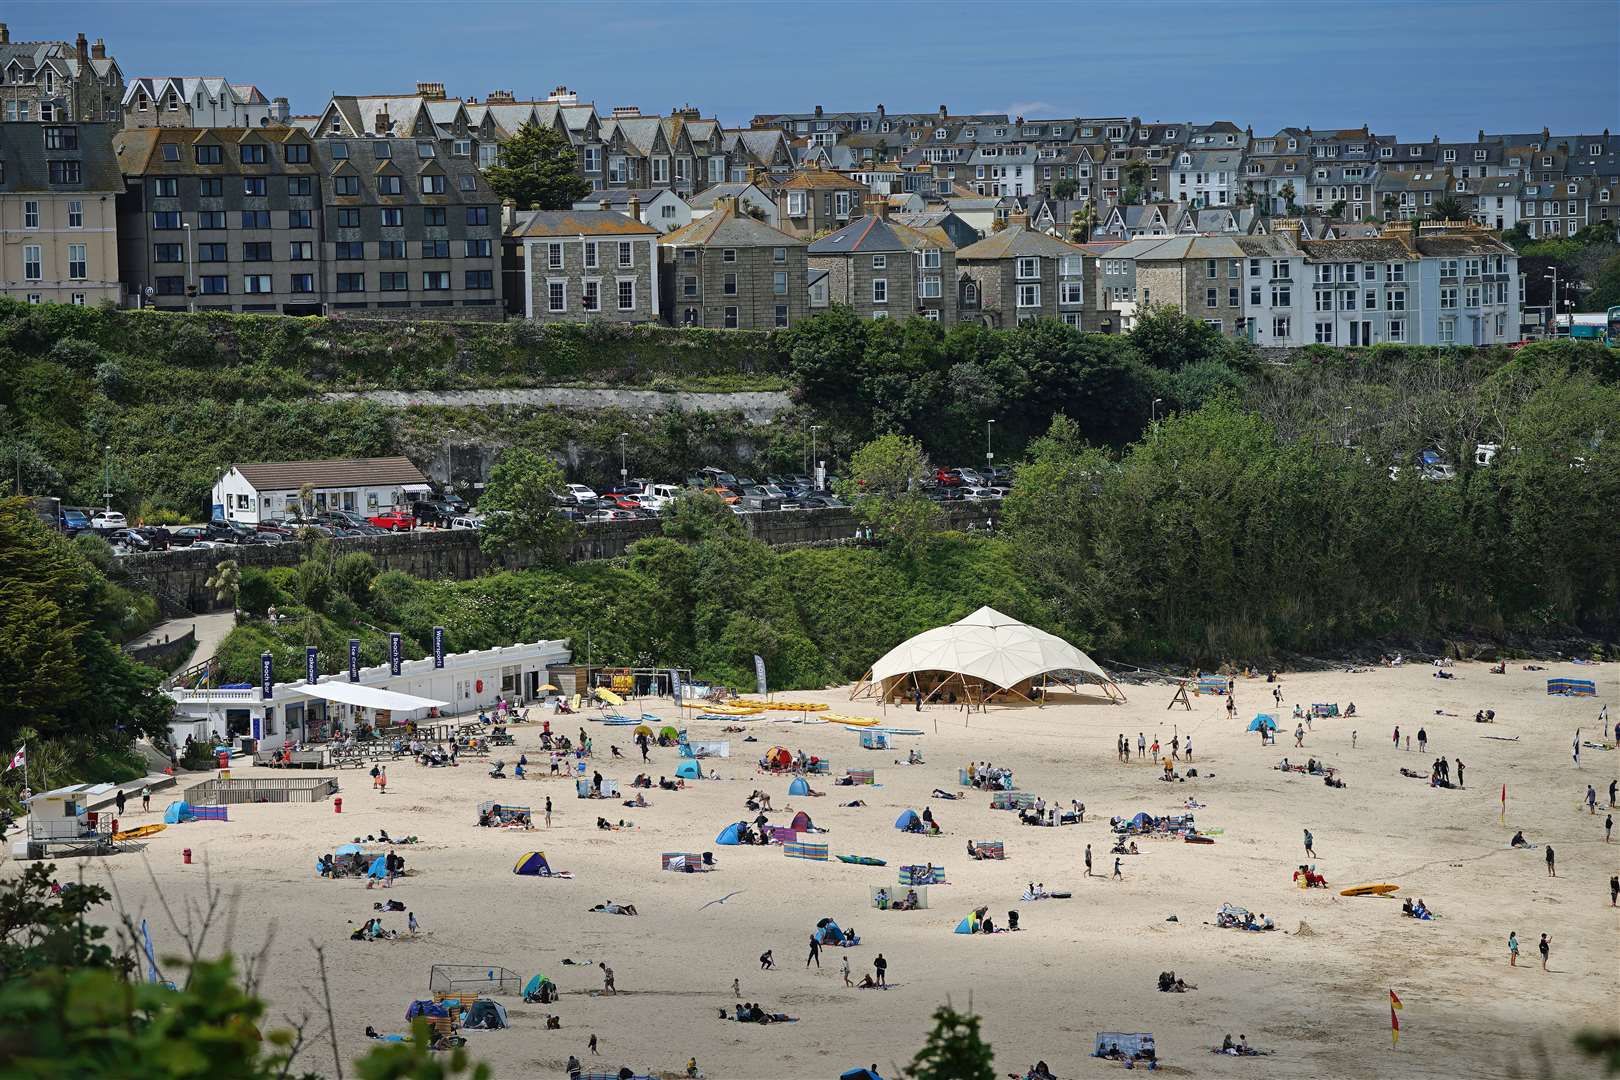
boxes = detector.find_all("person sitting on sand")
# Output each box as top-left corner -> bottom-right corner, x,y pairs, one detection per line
624,792 -> 649,808
858,973 -> 877,988
1026,1062 -> 1056,1080
1511,830 -> 1529,847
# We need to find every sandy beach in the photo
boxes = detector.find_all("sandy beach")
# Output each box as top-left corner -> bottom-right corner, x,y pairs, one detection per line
40,660 -> 1620,1079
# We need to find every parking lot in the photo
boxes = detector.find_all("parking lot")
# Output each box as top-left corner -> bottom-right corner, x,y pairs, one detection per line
53,463 -> 1009,557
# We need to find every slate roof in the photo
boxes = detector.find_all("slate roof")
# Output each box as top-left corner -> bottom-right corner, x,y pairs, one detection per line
0,122 -> 123,193
780,168 -> 863,190
509,209 -> 659,237
658,202 -> 802,248
234,457 -> 428,491
808,214 -> 954,254
956,223 -> 1087,261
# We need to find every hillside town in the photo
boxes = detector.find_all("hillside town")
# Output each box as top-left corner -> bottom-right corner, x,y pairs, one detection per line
2,22 -> 1615,345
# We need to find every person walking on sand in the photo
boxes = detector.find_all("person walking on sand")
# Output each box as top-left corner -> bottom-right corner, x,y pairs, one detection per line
841,956 -> 851,987
1507,931 -> 1519,966
545,796 -> 552,829
408,911 -> 419,936
599,962 -> 615,994
874,953 -> 887,987
1538,933 -> 1551,971
115,788 -> 126,817
1084,844 -> 1093,877
732,977 -> 741,998
1455,759 -> 1465,788
1586,786 -> 1598,814
1393,726 -> 1400,749
1171,735 -> 1180,761
1184,735 -> 1192,761
1611,875 -> 1619,907
378,766 -> 387,794
371,763 -> 381,790
588,1033 -> 598,1055
1604,813 -> 1612,843
141,785 -> 151,812
1545,845 -> 1556,877
1113,857 -> 1123,880
1226,696 -> 1235,719
1137,733 -> 1146,760
1609,779 -> 1617,808
1304,829 -> 1315,857
1294,724 -> 1305,748
806,933 -> 821,968
1417,727 -> 1427,753
1573,732 -> 1580,767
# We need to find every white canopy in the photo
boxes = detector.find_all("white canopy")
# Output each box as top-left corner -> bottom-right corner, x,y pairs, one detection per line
866,606 -> 1116,695
289,681 -> 448,712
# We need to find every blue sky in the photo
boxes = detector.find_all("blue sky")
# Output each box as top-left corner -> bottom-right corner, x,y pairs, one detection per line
13,0 -> 1618,138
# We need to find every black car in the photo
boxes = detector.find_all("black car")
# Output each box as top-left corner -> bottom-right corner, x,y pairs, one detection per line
411,499 -> 468,528
108,528 -> 151,553
133,526 -> 172,550
204,520 -> 256,544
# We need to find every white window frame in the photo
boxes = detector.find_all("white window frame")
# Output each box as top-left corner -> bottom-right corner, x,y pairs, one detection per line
617,277 -> 636,311
1018,283 -> 1041,308
546,278 -> 566,313
871,278 -> 888,304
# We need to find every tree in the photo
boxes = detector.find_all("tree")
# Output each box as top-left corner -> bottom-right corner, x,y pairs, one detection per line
1052,178 -> 1078,200
205,559 -> 240,610
1126,161 -> 1149,203
332,551 -> 378,606
483,121 -> 591,212
1328,199 -> 1348,221
840,433 -> 940,556
478,447 -> 577,565
1128,303 -> 1225,370
297,483 -> 315,519
1279,181 -> 1297,215
660,490 -> 743,542
908,1003 -> 995,1080
1432,195 -> 1465,222
1068,199 -> 1097,243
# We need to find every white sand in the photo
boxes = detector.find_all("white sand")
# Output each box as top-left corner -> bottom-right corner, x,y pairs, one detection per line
44,661 -> 1620,1079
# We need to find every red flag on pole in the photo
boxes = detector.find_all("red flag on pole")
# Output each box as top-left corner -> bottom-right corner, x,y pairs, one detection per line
1390,989 -> 1403,1045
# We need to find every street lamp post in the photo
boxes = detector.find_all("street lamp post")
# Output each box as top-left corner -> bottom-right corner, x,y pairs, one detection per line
811,425 -> 822,491
102,444 -> 112,512
1151,397 -> 1163,424
182,222 -> 195,313
984,419 -> 995,477
617,432 -> 628,490
1543,268 -> 1557,338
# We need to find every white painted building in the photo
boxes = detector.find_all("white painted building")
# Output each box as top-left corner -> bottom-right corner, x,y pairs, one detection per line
571,188 -> 693,235
165,638 -> 573,747
212,456 -> 431,524
1171,149 -> 1240,209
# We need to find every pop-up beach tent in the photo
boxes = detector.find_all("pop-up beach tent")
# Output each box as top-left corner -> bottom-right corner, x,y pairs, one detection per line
895,809 -> 921,831
788,776 -> 811,796
1248,713 -> 1278,732
715,822 -> 747,845
852,606 -> 1124,704
675,759 -> 702,780
513,851 -> 554,876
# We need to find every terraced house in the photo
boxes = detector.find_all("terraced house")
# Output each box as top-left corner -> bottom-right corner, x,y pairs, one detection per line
510,208 -> 659,324
0,120 -> 122,305
807,202 -> 956,322
955,212 -> 1099,329
657,198 -> 807,329
314,135 -> 501,314
113,125 -> 323,313
776,168 -> 868,239
0,26 -> 123,124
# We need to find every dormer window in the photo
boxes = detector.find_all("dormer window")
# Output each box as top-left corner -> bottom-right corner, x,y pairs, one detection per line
963,127 -> 975,138
994,127 -> 1006,137
1167,129 -> 1178,139
934,128 -> 947,140
1380,147 -> 1393,158
1410,147 -> 1422,157
1541,156 -> 1553,166
1567,182 -> 1577,193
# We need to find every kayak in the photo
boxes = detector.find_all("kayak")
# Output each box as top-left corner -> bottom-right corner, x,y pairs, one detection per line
1340,883 -> 1399,897
112,824 -> 166,842
1184,835 -> 1215,845
837,855 -> 887,866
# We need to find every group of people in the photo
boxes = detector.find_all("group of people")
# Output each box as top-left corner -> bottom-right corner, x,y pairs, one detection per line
872,887 -> 922,911
965,762 -> 1013,790
1157,970 -> 1197,992
1401,897 -> 1437,920
722,1002 -> 797,1024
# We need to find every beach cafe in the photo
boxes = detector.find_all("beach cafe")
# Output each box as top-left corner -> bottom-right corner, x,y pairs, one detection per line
165,638 -> 572,751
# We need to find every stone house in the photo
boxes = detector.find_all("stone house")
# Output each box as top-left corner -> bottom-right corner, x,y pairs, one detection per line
776,168 -> 868,239
657,197 -> 807,329
511,208 -> 659,323
955,212 -> 1100,329
807,202 -> 956,323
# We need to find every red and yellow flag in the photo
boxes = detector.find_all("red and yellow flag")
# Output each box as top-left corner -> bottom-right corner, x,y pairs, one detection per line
1390,989 -> 1403,1045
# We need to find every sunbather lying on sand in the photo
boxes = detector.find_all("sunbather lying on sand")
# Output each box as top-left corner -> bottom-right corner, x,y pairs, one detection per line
590,901 -> 638,915
931,789 -> 961,800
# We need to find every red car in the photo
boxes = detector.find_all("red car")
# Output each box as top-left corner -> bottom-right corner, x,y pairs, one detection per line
367,510 -> 416,532
609,493 -> 641,511
934,467 -> 962,487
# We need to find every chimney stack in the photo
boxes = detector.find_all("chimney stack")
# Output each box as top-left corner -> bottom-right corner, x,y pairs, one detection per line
0,25 -> 10,45
814,105 -> 823,117
374,107 -> 391,136
938,104 -> 948,120
1009,210 -> 1028,228
867,197 -> 888,221
598,198 -> 611,211
270,97 -> 290,124
75,32 -> 88,61
626,194 -> 642,221
91,38 -> 105,60
416,81 -> 447,100
876,104 -> 885,120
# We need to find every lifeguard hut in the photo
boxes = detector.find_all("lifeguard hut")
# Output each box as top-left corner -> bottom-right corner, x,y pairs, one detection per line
17,785 -> 117,859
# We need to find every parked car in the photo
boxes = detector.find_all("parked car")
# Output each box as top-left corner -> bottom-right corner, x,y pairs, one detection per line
933,468 -> 962,487
59,507 -> 92,534
960,486 -> 996,501
739,486 -> 783,511
586,508 -> 636,522
166,525 -> 207,547
448,515 -> 484,530
91,509 -> 128,530
367,509 -> 416,531
256,519 -> 297,537
951,468 -> 986,487
107,528 -> 150,553
563,483 -> 598,505
133,526 -> 172,550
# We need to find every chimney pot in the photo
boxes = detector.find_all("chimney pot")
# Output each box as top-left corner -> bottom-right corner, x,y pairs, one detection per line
599,198 -> 611,211
627,194 -> 642,220
0,24 -> 9,45
75,32 -> 88,60
91,37 -> 105,60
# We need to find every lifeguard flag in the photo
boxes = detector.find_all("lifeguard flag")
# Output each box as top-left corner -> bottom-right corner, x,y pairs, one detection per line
1390,989 -> 1403,1045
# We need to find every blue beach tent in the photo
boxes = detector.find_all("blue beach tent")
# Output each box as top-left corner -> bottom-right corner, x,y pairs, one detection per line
716,822 -> 746,845
675,759 -> 702,780
788,777 -> 811,796
1247,713 -> 1278,732
162,801 -> 193,824
895,809 -> 921,831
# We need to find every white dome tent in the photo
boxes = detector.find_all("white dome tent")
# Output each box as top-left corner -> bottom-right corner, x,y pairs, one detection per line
851,606 -> 1124,705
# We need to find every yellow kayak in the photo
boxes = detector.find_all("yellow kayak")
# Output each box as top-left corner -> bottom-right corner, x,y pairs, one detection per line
825,714 -> 881,727
1340,883 -> 1399,897
113,824 -> 167,842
